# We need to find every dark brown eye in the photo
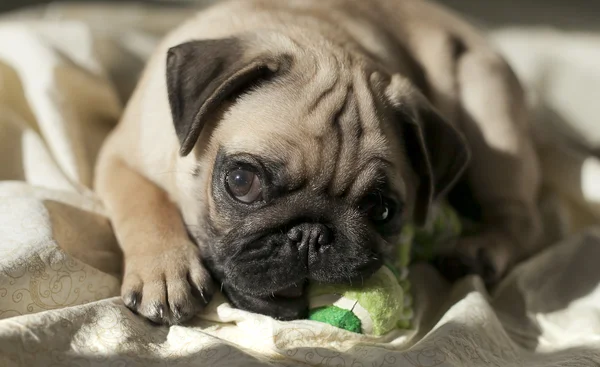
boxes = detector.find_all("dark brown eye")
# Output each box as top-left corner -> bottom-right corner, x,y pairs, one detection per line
371,202 -> 390,221
359,193 -> 395,224
226,168 -> 263,203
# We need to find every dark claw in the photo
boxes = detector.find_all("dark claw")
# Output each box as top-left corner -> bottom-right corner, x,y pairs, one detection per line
171,303 -> 190,323
147,303 -> 166,324
172,305 -> 182,320
157,304 -> 165,320
196,287 -> 213,306
124,292 -> 140,310
188,274 -> 215,307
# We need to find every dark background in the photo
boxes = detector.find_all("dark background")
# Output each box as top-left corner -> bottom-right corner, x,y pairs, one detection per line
1,0 -> 599,31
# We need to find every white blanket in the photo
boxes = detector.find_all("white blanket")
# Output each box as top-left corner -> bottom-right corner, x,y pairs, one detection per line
1,3 -> 600,366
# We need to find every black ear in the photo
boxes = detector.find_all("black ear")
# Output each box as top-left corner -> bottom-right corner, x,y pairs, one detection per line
406,104 -> 470,224
385,75 -> 470,225
166,38 -> 291,156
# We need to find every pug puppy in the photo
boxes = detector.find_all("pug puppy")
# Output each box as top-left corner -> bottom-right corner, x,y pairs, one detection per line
94,0 -> 542,324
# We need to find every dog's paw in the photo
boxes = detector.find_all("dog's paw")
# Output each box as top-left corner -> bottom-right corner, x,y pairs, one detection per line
121,243 -> 215,325
433,231 -> 514,286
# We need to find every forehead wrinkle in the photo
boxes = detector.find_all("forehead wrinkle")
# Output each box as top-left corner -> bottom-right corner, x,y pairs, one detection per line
275,137 -> 308,190
301,45 -> 352,121
303,79 -> 350,137
329,87 -> 363,196
301,84 -> 350,192
353,68 -> 381,133
352,69 -> 391,161
346,158 -> 392,201
328,67 -> 393,199
310,104 -> 342,192
305,54 -> 340,114
357,74 -> 393,165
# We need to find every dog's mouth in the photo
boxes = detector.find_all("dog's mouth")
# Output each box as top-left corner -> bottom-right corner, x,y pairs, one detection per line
273,282 -> 305,299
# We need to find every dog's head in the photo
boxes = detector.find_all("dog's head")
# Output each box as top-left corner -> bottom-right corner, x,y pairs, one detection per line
165,34 -> 469,320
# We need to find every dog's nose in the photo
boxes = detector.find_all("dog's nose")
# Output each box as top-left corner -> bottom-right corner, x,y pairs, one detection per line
287,223 -> 333,250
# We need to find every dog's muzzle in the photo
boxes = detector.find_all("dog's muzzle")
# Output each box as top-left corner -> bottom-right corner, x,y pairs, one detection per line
214,219 -> 382,320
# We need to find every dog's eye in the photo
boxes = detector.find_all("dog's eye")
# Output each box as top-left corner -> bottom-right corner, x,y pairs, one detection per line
371,202 -> 390,222
226,168 -> 263,203
359,193 -> 395,224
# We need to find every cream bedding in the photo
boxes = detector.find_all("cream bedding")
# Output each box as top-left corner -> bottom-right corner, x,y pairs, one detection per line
1,3 -> 600,366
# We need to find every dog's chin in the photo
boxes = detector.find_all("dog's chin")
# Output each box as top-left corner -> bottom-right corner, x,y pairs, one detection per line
222,282 -> 309,321
221,266 -> 310,320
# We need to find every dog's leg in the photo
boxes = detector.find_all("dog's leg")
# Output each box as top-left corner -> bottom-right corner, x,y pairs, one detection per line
95,154 -> 214,325
437,51 -> 543,284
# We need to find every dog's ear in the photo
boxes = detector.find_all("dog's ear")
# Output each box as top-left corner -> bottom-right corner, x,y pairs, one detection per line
166,38 -> 291,156
385,75 -> 470,225
406,102 -> 470,225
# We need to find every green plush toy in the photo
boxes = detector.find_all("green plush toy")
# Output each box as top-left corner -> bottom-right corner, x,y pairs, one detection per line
307,203 -> 462,335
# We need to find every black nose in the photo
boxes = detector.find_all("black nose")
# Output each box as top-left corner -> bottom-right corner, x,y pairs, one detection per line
287,223 -> 333,251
